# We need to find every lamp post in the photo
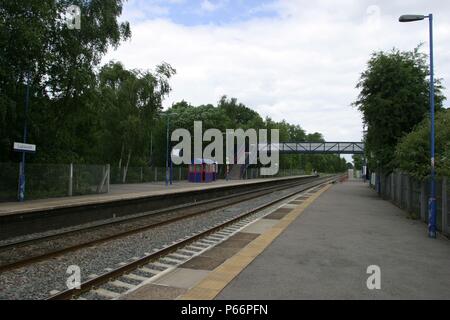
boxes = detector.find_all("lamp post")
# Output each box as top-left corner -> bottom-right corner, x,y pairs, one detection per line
18,74 -> 31,202
160,111 -> 178,186
222,132 -> 230,181
362,129 -> 368,183
399,14 -> 436,238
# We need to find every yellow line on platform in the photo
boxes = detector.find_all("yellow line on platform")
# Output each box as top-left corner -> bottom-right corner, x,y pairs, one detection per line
177,183 -> 333,300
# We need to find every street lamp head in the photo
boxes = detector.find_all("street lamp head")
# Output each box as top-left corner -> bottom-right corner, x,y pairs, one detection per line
399,14 -> 427,22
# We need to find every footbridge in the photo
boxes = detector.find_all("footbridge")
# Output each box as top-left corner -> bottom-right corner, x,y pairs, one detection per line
256,142 -> 365,155
229,142 -> 365,180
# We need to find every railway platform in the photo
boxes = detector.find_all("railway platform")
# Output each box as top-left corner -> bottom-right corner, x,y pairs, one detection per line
0,175 -> 312,241
0,177 -> 307,216
121,181 -> 450,300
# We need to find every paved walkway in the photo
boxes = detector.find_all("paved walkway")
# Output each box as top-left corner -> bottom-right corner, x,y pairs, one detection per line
216,181 -> 450,300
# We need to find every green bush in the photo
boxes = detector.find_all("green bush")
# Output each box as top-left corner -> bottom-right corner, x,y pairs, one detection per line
395,109 -> 450,180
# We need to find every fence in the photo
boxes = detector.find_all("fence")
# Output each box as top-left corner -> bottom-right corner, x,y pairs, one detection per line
0,163 -> 311,202
110,166 -> 189,184
0,163 -> 109,202
108,165 -> 304,183
373,171 -> 449,236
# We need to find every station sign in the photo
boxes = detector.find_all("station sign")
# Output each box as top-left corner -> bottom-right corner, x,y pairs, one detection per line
13,142 -> 37,154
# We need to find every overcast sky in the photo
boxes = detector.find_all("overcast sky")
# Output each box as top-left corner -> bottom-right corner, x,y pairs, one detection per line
104,0 -> 450,144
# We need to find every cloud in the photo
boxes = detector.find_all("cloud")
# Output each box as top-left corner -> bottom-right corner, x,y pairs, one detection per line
106,0 -> 450,144
200,0 -> 221,12
121,0 -> 170,22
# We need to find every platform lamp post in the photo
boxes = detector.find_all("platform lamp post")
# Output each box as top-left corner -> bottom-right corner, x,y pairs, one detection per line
159,111 -> 178,186
18,73 -> 31,202
362,128 -> 368,183
222,132 -> 230,181
399,14 -> 437,238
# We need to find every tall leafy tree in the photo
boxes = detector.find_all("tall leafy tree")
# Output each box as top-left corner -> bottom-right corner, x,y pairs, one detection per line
354,47 -> 445,172
97,61 -> 176,175
352,155 -> 364,171
0,0 -> 131,162
218,95 -> 264,129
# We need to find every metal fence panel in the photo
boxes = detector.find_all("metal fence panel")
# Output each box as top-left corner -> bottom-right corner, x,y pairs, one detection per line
72,164 -> 107,196
0,163 -> 107,202
400,174 -> 408,210
411,178 -> 421,218
0,163 -> 19,202
446,178 -> 449,233
109,166 -> 188,184
25,163 -> 70,200
436,178 -> 443,231
376,172 -> 448,234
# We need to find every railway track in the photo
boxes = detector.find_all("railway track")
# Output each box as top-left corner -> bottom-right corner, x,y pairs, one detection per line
46,175 -> 339,300
0,176 -> 319,272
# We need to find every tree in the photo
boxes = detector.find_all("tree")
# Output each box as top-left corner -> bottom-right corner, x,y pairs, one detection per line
354,47 -> 445,172
352,155 -> 364,171
171,101 -> 231,133
97,61 -> 176,176
0,0 -> 131,162
395,109 -> 450,179
0,0 -> 349,178
218,95 -> 264,129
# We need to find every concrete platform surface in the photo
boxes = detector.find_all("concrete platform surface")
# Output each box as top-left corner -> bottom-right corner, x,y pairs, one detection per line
0,176 -> 309,216
153,268 -> 211,289
217,182 -> 450,300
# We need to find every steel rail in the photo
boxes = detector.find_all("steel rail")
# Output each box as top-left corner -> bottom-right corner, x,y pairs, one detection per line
47,175 -> 340,300
0,176 -> 319,272
1,176 -> 317,250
